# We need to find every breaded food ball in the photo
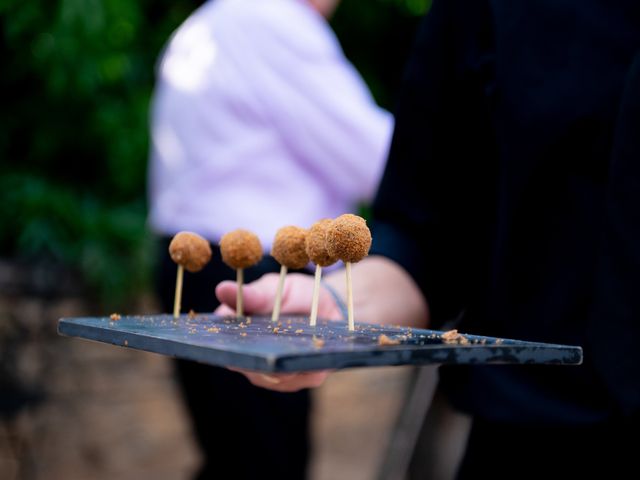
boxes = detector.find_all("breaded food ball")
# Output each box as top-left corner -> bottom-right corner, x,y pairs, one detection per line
220,229 -> 263,269
305,219 -> 338,267
169,232 -> 212,273
326,214 -> 371,263
271,226 -> 309,269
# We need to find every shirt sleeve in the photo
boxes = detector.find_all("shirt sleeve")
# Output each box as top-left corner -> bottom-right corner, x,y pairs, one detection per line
587,51 -> 640,413
238,2 -> 393,204
370,0 -> 498,324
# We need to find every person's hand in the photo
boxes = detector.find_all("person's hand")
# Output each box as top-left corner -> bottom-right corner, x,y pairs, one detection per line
214,257 -> 429,392
227,367 -> 330,392
215,272 -> 342,319
215,272 -> 342,392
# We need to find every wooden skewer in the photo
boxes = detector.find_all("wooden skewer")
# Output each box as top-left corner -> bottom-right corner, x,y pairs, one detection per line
346,261 -> 354,331
236,268 -> 244,317
173,264 -> 184,319
309,264 -> 322,327
272,265 -> 288,322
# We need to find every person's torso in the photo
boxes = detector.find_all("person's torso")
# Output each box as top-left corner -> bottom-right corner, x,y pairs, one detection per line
441,0 -> 640,423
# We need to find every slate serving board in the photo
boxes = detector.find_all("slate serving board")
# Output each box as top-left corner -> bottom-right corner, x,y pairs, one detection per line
58,314 -> 582,372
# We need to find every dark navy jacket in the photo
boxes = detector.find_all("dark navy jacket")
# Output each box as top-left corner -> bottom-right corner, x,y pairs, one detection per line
371,0 -> 640,423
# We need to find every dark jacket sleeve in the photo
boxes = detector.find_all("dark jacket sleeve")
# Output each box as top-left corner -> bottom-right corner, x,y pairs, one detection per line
587,51 -> 640,414
370,0 -> 498,325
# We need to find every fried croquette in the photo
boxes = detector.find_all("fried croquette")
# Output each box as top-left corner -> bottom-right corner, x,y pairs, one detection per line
271,226 -> 309,269
169,231 -> 213,272
305,219 -> 338,267
220,229 -> 263,269
326,214 -> 371,263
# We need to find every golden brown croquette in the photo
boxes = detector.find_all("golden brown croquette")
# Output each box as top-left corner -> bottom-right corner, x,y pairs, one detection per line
271,226 -> 309,269
219,229 -> 263,269
169,231 -> 213,272
326,214 -> 371,263
305,219 -> 339,267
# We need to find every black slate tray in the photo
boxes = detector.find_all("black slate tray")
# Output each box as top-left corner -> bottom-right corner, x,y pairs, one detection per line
58,314 -> 582,372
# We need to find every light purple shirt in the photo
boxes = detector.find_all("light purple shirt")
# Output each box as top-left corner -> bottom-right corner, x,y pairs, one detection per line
148,0 -> 393,250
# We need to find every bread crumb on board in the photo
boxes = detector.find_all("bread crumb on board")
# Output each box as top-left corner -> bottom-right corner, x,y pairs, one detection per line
188,309 -> 197,319
312,336 -> 325,348
378,334 -> 401,346
441,329 -> 469,345
110,313 -> 121,321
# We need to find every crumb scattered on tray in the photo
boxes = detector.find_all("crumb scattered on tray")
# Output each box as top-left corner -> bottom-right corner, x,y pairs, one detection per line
245,318 -> 252,324
188,309 -> 196,319
240,332 -> 247,337
110,313 -> 121,321
295,329 -> 304,334
495,338 -> 503,345
312,336 -> 325,348
124,340 -> 128,346
441,329 -> 469,345
207,327 -> 220,333
272,327 -> 280,334
378,334 -> 400,346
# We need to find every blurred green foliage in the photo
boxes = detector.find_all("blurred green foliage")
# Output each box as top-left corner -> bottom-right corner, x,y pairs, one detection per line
332,0 -> 431,108
0,0 -> 429,307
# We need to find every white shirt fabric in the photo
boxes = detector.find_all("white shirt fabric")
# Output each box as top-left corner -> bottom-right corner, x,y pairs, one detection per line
148,0 -> 393,250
